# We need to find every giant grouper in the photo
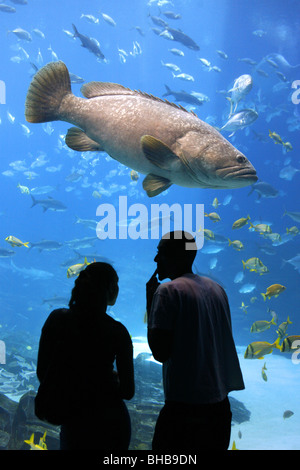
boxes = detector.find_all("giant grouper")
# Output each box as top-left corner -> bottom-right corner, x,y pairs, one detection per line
25,61 -> 257,197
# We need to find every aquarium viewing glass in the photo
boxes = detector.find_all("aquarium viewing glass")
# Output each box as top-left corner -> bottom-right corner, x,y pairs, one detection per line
0,0 -> 299,451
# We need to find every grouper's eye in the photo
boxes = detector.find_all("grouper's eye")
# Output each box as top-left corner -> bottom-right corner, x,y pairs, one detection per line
236,155 -> 247,164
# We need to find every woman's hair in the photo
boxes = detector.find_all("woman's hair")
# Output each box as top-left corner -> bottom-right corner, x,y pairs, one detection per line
68,262 -> 118,315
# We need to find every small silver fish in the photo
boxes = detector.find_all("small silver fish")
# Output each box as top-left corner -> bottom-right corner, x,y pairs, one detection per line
227,74 -> 253,115
101,12 -> 116,27
8,27 -> 32,41
221,109 -> 258,137
172,72 -> 194,81
0,4 -> 16,13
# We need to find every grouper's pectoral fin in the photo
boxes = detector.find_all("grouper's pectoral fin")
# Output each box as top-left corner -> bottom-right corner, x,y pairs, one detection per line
65,127 -> 103,152
142,174 -> 172,197
141,135 -> 181,170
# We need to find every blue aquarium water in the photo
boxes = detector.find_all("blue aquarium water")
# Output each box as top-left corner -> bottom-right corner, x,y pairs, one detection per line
0,0 -> 299,450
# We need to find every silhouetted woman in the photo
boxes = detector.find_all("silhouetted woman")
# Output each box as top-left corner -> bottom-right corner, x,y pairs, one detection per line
36,262 -> 134,450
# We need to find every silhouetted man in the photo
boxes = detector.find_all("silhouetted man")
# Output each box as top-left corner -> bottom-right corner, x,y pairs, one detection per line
146,231 -> 244,451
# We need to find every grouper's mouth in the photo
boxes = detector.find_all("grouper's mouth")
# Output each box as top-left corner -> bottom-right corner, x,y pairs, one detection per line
217,166 -> 258,182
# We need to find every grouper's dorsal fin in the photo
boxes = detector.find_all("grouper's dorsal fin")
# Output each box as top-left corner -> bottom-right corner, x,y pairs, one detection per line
81,81 -> 197,116
81,81 -> 135,99
137,91 -> 195,115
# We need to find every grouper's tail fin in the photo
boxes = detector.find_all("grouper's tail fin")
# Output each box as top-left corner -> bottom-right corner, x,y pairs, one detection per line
25,61 -> 71,123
